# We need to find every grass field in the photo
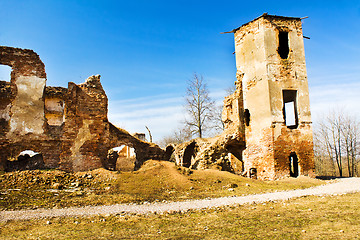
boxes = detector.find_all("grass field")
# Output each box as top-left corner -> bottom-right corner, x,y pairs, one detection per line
0,160 -> 324,210
1,192 -> 359,239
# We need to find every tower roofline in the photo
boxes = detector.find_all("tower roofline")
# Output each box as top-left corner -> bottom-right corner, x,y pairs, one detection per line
221,13 -> 302,34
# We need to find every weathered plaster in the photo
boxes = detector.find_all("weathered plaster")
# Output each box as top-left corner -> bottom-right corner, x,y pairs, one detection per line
9,75 -> 46,135
69,119 -> 96,170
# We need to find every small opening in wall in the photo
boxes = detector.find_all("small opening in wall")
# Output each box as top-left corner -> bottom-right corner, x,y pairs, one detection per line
108,145 -> 136,171
226,144 -> 245,174
0,65 -> 12,82
244,109 -> 250,126
7,150 -> 44,171
183,142 -> 197,168
278,31 -> 289,59
283,90 -> 298,129
249,168 -> 257,179
289,152 -> 299,177
165,145 -> 175,162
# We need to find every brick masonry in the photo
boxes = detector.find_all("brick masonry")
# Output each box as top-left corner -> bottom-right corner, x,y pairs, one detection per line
0,46 -> 165,172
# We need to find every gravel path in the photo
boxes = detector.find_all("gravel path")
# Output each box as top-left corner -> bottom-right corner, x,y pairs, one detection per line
1,177 -> 360,222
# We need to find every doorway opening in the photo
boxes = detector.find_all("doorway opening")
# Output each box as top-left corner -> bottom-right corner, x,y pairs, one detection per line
249,168 -> 257,179
226,144 -> 245,174
108,145 -> 136,172
183,142 -> 197,168
165,145 -> 175,162
289,152 -> 299,177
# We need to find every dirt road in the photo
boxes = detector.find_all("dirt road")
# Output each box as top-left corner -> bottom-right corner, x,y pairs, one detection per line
1,177 -> 359,222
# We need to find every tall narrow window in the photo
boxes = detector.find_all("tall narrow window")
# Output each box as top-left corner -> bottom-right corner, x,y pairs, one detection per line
289,152 -> 299,177
283,90 -> 298,129
278,31 -> 289,59
244,109 -> 250,126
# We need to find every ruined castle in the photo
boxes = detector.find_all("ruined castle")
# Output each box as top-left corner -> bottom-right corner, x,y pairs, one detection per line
0,47 -> 165,172
171,14 -> 315,180
0,14 -> 315,180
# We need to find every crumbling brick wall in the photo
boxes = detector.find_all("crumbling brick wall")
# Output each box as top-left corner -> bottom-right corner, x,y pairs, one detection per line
173,14 -> 315,180
0,46 -> 165,172
1,14 -> 316,180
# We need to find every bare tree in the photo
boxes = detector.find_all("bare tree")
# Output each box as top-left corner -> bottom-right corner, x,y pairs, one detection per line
314,109 -> 360,177
330,111 -> 343,177
145,126 -> 152,143
313,129 -> 336,176
158,127 -> 192,147
341,114 -> 359,177
184,73 -> 215,138
225,84 -> 236,96
212,104 -> 225,133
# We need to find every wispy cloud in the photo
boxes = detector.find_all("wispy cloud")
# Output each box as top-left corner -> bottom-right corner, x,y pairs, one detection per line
310,81 -> 360,122
309,71 -> 360,85
108,77 -> 360,143
108,89 -> 226,142
108,93 -> 184,142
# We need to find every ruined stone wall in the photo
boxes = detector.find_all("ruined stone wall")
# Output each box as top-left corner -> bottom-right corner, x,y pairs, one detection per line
0,46 -> 166,172
222,76 -> 244,132
1,16 -> 316,180
171,126 -> 246,173
107,123 -> 166,170
0,47 -> 47,136
0,47 -> 49,170
59,75 -> 109,171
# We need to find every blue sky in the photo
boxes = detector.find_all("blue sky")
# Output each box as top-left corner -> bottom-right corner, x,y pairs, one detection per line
1,1 -> 359,142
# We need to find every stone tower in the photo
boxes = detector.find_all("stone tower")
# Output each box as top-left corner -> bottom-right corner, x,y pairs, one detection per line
230,14 -> 315,180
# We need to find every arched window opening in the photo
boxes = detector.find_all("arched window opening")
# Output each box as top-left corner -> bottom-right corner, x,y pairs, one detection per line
165,145 -> 175,162
107,145 -> 136,172
226,144 -> 245,175
7,150 -> 44,171
0,65 -> 12,82
289,152 -> 299,177
183,142 -> 196,168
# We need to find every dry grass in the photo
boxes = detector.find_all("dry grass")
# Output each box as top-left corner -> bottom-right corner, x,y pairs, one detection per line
0,160 -> 324,210
1,192 -> 359,239
116,157 -> 135,172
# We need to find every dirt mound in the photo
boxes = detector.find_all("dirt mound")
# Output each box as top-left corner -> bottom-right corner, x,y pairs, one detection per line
136,160 -> 191,184
75,168 -> 119,181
